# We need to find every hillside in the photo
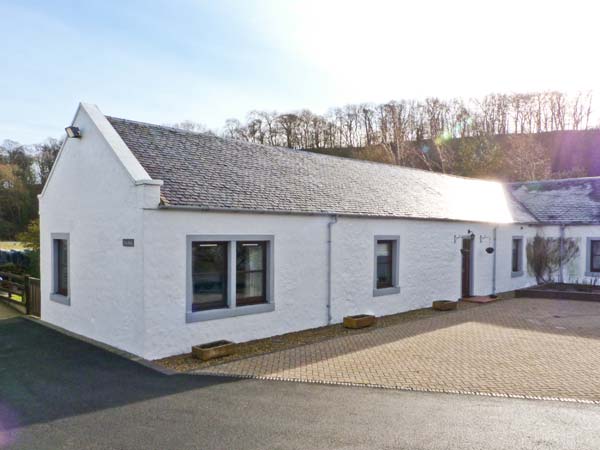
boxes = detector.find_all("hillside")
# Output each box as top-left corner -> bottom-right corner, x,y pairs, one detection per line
305,130 -> 600,182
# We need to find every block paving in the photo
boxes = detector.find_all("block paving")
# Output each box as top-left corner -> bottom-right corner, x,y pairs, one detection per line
197,298 -> 600,403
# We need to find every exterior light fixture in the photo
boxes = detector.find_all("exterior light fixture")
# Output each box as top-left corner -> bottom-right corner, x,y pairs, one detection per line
65,126 -> 81,138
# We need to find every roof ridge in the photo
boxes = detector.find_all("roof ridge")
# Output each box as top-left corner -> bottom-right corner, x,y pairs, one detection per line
504,186 -> 541,223
105,115 -> 502,184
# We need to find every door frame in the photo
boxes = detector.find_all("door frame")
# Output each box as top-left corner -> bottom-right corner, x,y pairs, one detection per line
461,236 -> 474,298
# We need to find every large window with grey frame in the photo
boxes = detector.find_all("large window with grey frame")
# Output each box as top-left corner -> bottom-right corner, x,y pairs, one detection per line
191,239 -> 269,312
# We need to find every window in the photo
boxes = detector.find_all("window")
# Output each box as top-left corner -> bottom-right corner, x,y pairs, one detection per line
373,236 -> 400,296
187,235 -> 274,322
191,242 -> 228,311
50,233 -> 70,305
592,241 -> 600,272
236,242 -> 267,306
376,240 -> 394,289
586,238 -> 600,276
511,237 -> 523,277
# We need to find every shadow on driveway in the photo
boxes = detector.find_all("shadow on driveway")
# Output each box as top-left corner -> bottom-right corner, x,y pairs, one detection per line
0,318 -> 235,430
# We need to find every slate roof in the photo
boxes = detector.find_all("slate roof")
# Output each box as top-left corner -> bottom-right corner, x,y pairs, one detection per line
510,177 -> 600,224
107,116 -> 535,223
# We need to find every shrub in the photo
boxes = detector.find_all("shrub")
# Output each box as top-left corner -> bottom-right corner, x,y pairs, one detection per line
526,234 -> 579,284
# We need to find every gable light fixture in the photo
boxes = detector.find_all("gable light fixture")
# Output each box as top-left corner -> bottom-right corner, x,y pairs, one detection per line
65,126 -> 81,138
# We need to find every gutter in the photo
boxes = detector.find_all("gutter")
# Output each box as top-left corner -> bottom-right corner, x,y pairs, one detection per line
326,215 -> 338,324
157,204 -> 536,226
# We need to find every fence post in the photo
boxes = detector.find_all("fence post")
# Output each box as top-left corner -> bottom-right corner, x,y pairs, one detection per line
24,275 -> 30,315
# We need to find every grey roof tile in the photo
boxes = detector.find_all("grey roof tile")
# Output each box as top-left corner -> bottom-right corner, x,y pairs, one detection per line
510,177 -> 600,224
107,116 -> 535,223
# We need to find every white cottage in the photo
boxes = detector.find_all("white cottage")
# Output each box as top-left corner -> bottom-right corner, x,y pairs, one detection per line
39,103 -> 600,359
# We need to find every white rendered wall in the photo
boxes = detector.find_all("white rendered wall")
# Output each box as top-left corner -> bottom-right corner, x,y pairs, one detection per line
141,210 -> 330,359
140,211 -> 554,359
329,218 -> 545,322
39,105 -> 158,356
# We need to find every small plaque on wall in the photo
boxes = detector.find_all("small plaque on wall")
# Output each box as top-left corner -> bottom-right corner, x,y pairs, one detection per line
122,239 -> 135,247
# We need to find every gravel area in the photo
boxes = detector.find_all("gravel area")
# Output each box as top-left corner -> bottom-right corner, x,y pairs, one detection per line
154,301 -> 481,372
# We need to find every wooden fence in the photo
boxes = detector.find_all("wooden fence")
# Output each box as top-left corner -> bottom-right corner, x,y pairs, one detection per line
0,271 -> 41,317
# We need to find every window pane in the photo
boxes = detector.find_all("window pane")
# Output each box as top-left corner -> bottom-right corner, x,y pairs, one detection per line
236,242 -> 266,306
192,242 -> 228,311
591,241 -> 600,272
512,239 -> 521,272
376,240 -> 393,289
56,239 -> 68,296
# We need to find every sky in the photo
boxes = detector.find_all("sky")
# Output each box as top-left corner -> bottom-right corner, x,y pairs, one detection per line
1,0 -> 599,144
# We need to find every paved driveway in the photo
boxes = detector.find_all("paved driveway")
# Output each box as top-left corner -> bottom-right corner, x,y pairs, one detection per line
2,316 -> 600,449
198,297 -> 600,403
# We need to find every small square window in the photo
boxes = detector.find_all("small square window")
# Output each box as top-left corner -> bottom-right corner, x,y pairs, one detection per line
373,236 -> 400,297
511,237 -> 524,277
590,239 -> 600,273
51,233 -> 70,305
376,240 -> 394,289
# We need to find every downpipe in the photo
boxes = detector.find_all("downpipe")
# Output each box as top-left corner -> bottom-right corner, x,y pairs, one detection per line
559,224 -> 566,283
491,226 -> 498,296
326,215 -> 338,325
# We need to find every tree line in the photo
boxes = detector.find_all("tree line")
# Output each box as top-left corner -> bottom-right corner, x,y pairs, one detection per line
222,91 -> 594,150
214,90 -> 595,180
0,90 -> 596,242
0,138 -> 61,240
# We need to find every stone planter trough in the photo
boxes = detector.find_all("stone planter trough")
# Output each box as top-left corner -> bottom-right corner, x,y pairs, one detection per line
343,314 -> 376,329
432,300 -> 458,311
192,340 -> 236,361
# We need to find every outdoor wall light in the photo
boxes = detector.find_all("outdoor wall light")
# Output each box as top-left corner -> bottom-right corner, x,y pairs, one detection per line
485,247 -> 495,254
65,126 -> 81,138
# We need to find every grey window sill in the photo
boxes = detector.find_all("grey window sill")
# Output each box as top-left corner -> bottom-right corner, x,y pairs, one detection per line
585,271 -> 600,277
373,286 -> 401,297
50,293 -> 70,305
511,271 -> 524,278
186,302 -> 275,323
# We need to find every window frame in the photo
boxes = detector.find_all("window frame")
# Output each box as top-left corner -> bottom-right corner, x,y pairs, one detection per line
50,233 -> 71,305
511,236 -> 524,278
585,237 -> 600,276
186,235 -> 274,323
373,235 -> 400,297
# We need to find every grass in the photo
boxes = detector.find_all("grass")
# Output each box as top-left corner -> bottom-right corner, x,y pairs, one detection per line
0,241 -> 26,251
0,292 -> 23,303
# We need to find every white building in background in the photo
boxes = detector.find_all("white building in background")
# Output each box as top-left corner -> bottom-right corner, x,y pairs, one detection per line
38,103 -> 600,359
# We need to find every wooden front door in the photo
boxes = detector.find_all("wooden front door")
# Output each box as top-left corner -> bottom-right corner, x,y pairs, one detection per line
461,237 -> 473,298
